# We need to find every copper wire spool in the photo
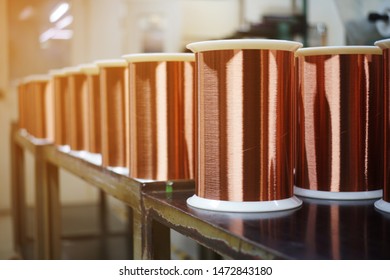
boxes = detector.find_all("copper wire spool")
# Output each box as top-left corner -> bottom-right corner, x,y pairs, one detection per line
24,79 -> 35,135
17,82 -> 27,131
375,39 -> 390,212
80,64 -> 101,154
50,69 -> 70,146
295,46 -> 383,200
65,67 -> 88,151
186,39 -> 302,212
23,75 -> 52,139
96,60 -> 128,169
123,53 -> 196,181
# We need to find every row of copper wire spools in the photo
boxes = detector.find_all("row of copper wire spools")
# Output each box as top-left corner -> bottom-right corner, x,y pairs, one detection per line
16,38 -> 390,213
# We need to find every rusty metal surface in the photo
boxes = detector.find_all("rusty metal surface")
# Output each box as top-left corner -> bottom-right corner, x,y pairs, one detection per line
295,52 -> 383,192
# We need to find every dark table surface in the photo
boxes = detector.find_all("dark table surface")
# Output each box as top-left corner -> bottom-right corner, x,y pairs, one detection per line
145,189 -> 390,259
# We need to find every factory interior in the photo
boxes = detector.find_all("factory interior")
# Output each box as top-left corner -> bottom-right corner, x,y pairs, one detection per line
1,0 -> 390,260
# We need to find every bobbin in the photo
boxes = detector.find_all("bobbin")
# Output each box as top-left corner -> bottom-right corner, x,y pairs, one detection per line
76,63 -> 102,165
63,66 -> 89,153
17,79 -> 28,132
95,59 -> 128,175
123,53 -> 196,181
295,46 -> 383,200
50,68 -> 70,148
187,39 -> 303,212
22,74 -> 53,144
375,39 -> 390,212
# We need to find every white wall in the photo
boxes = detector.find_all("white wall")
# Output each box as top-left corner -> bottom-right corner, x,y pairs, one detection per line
124,0 -> 182,53
71,0 -> 126,63
308,0 -> 345,46
179,0 -> 346,47
179,0 -> 239,47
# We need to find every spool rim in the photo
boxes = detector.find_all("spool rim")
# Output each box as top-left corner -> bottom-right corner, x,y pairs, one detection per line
375,38 -> 390,49
79,63 -> 100,75
374,199 -> 390,213
296,46 -> 382,56
294,186 -> 383,200
95,59 -> 127,68
187,39 -> 302,53
63,66 -> 82,75
186,195 -> 302,213
23,74 -> 51,83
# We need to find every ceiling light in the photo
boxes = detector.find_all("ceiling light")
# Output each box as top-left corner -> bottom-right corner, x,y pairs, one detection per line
39,28 -> 56,43
56,15 -> 73,29
51,29 -> 73,40
50,2 -> 69,23
19,6 -> 34,21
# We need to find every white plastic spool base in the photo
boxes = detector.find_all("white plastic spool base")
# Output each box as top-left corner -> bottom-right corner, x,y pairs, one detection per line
68,150 -> 88,158
20,130 -> 52,145
186,195 -> 302,213
133,178 -> 157,183
81,152 -> 102,166
107,166 -> 129,176
294,186 -> 383,200
375,199 -> 390,213
68,150 -> 102,166
57,145 -> 71,153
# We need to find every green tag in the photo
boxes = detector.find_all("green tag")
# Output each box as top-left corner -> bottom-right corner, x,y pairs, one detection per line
166,181 -> 173,193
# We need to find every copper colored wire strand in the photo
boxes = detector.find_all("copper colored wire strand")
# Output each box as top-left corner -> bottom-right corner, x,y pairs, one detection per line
129,60 -> 195,181
53,76 -> 69,146
87,74 -> 102,154
33,81 -> 49,139
69,73 -> 88,151
196,49 -> 295,202
45,80 -> 55,142
24,81 -> 49,138
382,48 -> 390,202
295,53 -> 383,192
100,67 -> 127,167
25,82 -> 34,135
18,83 -> 27,130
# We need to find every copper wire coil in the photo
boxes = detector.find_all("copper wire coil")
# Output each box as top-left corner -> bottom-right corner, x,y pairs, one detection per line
23,77 -> 51,139
98,64 -> 128,168
86,73 -> 101,154
45,78 -> 55,142
385,48 -> 390,202
67,70 -> 88,151
295,47 -> 383,193
125,54 -> 195,181
52,72 -> 70,146
33,81 -> 48,138
17,83 -> 27,130
376,41 -> 390,203
189,41 -> 300,202
24,81 -> 35,135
